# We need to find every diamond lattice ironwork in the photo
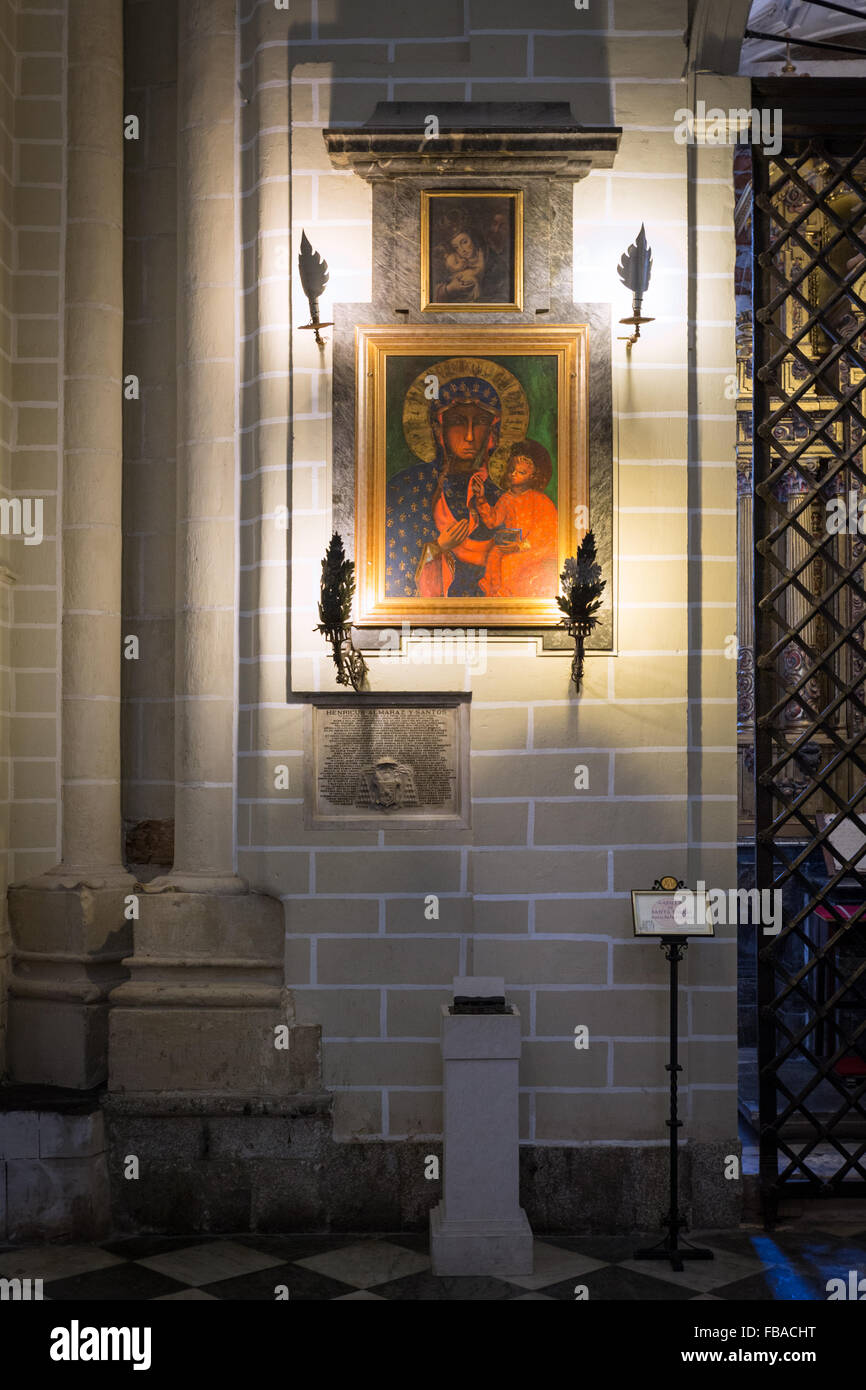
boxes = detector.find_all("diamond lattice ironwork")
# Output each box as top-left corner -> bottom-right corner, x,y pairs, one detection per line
753,137 -> 866,1220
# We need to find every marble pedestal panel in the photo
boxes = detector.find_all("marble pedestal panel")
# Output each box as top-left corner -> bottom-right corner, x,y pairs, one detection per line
431,998 -> 532,1276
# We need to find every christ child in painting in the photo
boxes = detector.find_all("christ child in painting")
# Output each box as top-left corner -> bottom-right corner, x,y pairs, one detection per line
434,230 -> 486,303
468,440 -> 558,599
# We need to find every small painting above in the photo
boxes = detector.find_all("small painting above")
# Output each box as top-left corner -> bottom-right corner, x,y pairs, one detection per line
421,190 -> 523,312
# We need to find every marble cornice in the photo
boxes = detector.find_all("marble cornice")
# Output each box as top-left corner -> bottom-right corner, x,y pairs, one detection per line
324,102 -> 621,182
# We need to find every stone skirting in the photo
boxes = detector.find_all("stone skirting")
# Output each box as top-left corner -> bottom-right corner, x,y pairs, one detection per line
100,1101 -> 741,1236
0,1088 -> 110,1242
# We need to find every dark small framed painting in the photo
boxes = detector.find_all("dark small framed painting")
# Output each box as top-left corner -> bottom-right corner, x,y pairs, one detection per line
421,190 -> 523,313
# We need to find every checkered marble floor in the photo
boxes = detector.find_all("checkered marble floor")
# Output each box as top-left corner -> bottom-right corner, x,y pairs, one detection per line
2,1217 -> 865,1299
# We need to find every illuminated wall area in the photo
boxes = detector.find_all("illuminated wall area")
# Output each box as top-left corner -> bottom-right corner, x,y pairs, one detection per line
231,0 -> 739,1224
0,0 -> 743,1239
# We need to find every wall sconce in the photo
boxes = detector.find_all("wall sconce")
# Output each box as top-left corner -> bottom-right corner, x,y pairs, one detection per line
617,224 -> 654,350
298,230 -> 334,348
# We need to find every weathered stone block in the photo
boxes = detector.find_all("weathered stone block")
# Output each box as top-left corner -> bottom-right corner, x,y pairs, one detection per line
207,1117 -> 294,1160
8,885 -> 131,957
109,1008 -> 290,1096
5,1155 -> 110,1242
38,1109 -> 105,1159
248,1159 -> 327,1231
7,999 -> 110,1091
0,1110 -> 39,1159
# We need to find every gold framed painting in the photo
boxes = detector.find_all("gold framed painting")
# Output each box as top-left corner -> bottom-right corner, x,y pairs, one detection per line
354,324 -> 590,628
421,190 -> 523,312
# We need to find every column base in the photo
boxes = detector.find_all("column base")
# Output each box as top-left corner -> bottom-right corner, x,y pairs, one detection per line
23,863 -> 135,891
108,890 -> 299,1097
7,884 -> 133,1088
144,871 -> 248,895
430,1202 -> 533,1276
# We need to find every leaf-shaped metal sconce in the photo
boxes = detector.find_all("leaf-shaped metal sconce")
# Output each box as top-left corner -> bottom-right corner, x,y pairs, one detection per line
298,230 -> 334,348
617,223 -> 655,349
557,528 -> 606,694
315,531 -> 368,692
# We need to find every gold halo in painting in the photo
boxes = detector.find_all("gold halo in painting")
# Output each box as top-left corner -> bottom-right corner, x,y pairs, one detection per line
402,356 -> 530,484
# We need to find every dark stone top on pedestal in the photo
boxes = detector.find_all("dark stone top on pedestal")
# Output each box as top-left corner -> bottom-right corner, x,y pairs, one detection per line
324,101 -> 621,182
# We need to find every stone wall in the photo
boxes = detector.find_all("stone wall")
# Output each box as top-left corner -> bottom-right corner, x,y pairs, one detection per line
0,0 -> 68,1076
0,0 -> 741,1228
231,0 -> 740,1199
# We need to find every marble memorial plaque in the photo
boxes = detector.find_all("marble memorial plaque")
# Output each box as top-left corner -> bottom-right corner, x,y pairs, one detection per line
305,695 -> 470,829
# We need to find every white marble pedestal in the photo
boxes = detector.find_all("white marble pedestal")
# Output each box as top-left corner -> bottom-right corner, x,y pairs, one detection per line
430,978 -> 533,1276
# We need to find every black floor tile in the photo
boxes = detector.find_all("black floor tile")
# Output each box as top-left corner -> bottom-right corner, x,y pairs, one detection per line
713,1267 -> 826,1301
44,1263 -> 188,1301
379,1232 -> 429,1254
201,1262 -> 355,1301
231,1233 -> 381,1263
544,1265 -> 698,1301
539,1234 -> 650,1263
374,1270 -> 515,1300
101,1234 -> 220,1260
692,1229 -> 772,1259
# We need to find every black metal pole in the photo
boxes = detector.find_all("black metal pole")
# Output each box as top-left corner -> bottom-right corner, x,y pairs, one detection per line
745,27 -> 866,59
669,941 -> 681,1235
634,939 -> 714,1272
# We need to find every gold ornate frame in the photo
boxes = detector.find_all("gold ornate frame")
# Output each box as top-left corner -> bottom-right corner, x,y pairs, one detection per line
421,190 -> 523,313
354,323 -> 590,628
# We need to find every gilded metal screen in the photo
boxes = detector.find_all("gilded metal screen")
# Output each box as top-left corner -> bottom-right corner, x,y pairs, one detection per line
753,136 -> 866,1220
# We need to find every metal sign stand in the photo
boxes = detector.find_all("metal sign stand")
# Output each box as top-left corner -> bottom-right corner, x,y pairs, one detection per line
633,935 -> 714,1273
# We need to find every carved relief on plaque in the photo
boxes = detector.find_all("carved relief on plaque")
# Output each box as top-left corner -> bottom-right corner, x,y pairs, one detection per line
357,757 -> 419,812
304,695 -> 470,829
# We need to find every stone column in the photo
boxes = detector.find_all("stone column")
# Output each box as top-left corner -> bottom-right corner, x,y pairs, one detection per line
7,0 -> 133,1088
155,0 -> 244,894
107,0 -> 288,1104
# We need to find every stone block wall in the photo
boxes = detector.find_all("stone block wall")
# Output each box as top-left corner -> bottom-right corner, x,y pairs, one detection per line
0,0 -> 67,1077
228,0 -> 740,1194
0,0 -> 741,1229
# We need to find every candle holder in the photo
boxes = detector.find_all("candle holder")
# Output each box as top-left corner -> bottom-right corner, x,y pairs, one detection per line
298,231 -> 334,348
617,223 -> 654,350
557,528 -> 605,695
315,532 -> 368,692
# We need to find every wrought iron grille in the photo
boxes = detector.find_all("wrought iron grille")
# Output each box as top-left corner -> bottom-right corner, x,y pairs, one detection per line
753,136 -> 866,1219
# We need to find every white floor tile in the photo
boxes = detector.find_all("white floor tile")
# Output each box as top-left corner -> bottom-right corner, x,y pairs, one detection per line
296,1241 -> 430,1289
137,1240 -> 285,1287
504,1241 -> 606,1290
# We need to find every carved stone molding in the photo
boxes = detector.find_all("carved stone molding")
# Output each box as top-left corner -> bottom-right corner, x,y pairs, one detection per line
324,102 -> 621,182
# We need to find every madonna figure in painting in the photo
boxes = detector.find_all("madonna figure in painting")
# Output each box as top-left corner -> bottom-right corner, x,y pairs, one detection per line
385,355 -> 558,603
355,325 -> 588,628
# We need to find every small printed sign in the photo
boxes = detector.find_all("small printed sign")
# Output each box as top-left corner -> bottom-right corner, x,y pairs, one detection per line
631,887 -> 715,938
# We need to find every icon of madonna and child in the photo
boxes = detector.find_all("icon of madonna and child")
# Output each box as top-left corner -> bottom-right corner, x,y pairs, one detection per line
385,355 -> 562,605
